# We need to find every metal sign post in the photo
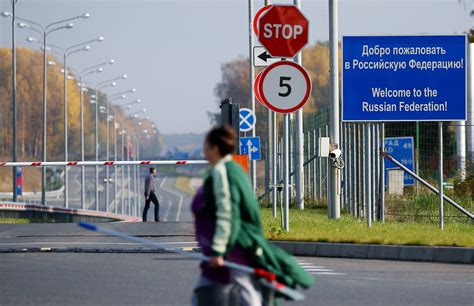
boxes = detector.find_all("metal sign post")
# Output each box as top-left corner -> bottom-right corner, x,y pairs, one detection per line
329,0 -> 340,219
439,122 -> 444,230
247,0 -> 257,195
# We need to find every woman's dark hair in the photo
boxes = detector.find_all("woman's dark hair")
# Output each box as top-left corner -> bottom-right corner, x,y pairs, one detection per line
205,125 -> 237,156
149,167 -> 156,173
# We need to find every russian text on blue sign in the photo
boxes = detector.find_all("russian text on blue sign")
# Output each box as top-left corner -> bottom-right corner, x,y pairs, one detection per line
342,35 -> 466,121
239,108 -> 256,132
385,137 -> 415,186
240,137 -> 261,161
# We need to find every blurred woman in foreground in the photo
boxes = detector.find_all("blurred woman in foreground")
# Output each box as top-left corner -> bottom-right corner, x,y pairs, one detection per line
191,125 -> 313,306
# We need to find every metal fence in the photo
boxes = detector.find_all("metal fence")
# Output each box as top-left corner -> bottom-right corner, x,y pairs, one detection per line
254,106 -> 474,224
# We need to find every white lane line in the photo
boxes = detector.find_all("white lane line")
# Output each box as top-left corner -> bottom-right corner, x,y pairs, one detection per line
0,241 -> 198,246
299,265 -> 326,269
158,177 -> 184,222
160,176 -> 167,188
304,269 -> 334,272
163,200 -> 172,222
310,272 -> 346,276
175,195 -> 183,222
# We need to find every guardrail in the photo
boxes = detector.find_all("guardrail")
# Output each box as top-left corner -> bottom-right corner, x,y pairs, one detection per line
0,160 -> 208,167
0,202 -> 139,222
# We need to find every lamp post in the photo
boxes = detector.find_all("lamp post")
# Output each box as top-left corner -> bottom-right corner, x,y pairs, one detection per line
124,108 -> 146,215
102,76 -> 128,212
15,12 -> 89,206
94,80 -> 117,210
1,3 -> 18,202
109,101 -> 139,214
29,37 -> 104,208
75,59 -> 114,209
112,100 -> 141,214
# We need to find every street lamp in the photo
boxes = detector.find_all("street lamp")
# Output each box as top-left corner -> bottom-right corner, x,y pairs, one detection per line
74,59 -> 114,210
28,37 -> 104,209
11,12 -> 90,206
99,75 -> 128,213
125,109 -> 147,216
93,80 -> 118,211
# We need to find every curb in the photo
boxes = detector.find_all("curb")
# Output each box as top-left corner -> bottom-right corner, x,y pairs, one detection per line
271,241 -> 474,264
0,202 -> 139,222
0,247 -> 202,254
1,240 -> 472,264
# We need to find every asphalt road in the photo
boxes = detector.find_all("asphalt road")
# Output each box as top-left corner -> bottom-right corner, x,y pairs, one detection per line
0,223 -> 472,305
0,253 -> 472,306
21,166 -> 196,222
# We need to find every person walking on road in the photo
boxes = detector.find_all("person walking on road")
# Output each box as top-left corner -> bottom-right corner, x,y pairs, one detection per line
143,167 -> 160,222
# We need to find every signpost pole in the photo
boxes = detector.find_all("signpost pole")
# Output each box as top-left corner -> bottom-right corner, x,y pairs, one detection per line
380,123 -> 385,223
294,0 -> 305,210
365,124 -> 372,228
415,122 -> 420,194
273,112 -> 278,218
328,0 -> 341,219
283,114 -> 290,231
264,0 -> 273,213
247,0 -> 257,195
438,122 -> 444,230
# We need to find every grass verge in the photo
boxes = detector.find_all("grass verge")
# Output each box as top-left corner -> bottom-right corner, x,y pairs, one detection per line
261,208 -> 474,247
174,176 -> 197,195
0,218 -> 34,224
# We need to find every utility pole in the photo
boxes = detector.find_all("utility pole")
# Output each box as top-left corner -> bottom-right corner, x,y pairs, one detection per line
11,0 -> 18,203
248,0 -> 257,194
328,0 -> 341,218
295,0 -> 304,210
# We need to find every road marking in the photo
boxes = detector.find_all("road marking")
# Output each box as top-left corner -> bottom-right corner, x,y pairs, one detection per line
158,177 -> 184,222
163,200 -> 172,222
160,177 -> 167,188
297,261 -> 345,276
175,195 -> 183,222
304,268 -> 333,272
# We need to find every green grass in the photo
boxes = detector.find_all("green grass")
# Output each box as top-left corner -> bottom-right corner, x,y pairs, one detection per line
261,208 -> 474,247
174,176 -> 197,195
0,218 -> 33,224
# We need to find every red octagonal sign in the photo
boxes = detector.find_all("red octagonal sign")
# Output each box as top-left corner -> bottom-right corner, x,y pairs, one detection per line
258,5 -> 309,58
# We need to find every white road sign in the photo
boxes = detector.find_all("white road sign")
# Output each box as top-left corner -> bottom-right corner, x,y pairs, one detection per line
253,46 -> 286,67
258,61 -> 311,114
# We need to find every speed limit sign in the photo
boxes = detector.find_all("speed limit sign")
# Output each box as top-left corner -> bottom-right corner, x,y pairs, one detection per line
258,61 -> 311,114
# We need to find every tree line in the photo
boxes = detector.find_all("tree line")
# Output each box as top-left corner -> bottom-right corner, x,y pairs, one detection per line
0,47 -> 162,163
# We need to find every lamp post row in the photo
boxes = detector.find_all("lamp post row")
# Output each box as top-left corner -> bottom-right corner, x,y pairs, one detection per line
2,7 -> 150,217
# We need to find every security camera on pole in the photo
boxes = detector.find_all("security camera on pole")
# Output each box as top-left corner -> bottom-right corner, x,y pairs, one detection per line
255,4 -> 310,231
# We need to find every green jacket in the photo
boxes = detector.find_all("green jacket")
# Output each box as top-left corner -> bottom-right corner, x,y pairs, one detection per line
204,156 -> 314,289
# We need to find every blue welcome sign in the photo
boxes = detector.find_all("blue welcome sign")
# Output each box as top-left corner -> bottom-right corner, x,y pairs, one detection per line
342,35 -> 466,121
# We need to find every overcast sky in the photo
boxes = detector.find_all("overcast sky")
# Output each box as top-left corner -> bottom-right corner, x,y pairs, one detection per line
0,0 -> 471,134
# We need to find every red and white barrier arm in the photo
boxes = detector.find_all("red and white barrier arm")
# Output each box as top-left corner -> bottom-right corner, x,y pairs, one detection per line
0,160 -> 209,167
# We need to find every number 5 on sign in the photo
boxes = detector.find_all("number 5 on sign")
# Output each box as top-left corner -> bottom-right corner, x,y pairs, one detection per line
258,61 -> 311,114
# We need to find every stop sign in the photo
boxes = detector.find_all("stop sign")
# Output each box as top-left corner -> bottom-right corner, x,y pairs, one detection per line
258,5 -> 309,58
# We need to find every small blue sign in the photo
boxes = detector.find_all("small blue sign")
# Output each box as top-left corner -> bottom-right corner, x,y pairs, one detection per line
239,108 -> 256,132
240,137 -> 261,161
16,167 -> 22,196
385,137 -> 415,186
343,35 -> 466,121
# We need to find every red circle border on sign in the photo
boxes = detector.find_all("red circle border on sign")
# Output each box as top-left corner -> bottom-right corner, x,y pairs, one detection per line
253,5 -> 273,36
258,61 -> 311,114
254,71 -> 264,105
